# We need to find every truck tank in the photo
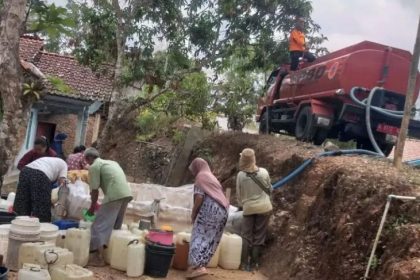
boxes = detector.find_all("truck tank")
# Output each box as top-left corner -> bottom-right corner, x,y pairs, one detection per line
276,41 -> 420,104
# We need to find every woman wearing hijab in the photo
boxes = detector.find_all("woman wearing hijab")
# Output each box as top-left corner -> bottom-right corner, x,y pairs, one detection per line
187,158 -> 229,279
236,148 -> 272,271
17,136 -> 57,170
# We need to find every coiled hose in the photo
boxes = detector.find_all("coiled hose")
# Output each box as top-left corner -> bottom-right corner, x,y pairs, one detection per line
350,87 -> 406,156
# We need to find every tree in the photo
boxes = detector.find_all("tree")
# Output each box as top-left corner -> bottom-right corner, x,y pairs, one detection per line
70,0 -> 326,148
215,70 -> 260,131
0,0 -> 29,184
25,0 -> 75,52
0,0 -> 75,52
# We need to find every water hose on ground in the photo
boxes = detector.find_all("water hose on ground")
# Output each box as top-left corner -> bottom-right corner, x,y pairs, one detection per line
272,149 -> 382,190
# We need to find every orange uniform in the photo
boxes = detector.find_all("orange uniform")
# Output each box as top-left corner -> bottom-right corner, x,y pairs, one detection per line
289,29 -> 305,51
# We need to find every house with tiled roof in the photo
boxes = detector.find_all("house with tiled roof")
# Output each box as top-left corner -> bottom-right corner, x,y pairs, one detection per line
9,36 -> 113,174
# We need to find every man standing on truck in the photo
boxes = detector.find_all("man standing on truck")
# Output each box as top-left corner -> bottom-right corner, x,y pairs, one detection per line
289,17 -> 316,71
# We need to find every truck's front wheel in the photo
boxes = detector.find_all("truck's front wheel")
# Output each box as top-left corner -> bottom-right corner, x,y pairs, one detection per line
295,106 -> 314,141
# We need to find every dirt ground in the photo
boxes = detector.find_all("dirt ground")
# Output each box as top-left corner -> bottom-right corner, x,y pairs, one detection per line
9,266 -> 267,280
193,132 -> 420,280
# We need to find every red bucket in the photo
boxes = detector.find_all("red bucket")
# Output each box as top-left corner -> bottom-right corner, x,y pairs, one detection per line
147,230 -> 174,246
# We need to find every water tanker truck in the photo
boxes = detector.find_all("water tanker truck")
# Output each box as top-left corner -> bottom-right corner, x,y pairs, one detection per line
256,41 -> 420,156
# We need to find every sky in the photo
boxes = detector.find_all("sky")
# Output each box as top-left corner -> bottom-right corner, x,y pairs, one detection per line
312,0 -> 420,54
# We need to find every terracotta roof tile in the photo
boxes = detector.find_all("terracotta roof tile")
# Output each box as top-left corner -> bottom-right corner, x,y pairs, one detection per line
19,35 -> 44,62
36,51 -> 113,101
19,36 -> 114,101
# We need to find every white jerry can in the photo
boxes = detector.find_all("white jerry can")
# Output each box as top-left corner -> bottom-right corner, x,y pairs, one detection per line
110,233 -> 138,271
218,233 -> 242,270
64,228 -> 90,267
18,263 -> 51,280
126,239 -> 145,277
50,264 -> 94,280
18,242 -> 56,269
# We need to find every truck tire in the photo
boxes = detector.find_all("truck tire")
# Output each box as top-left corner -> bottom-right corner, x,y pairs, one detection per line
259,111 -> 270,134
295,106 -> 314,141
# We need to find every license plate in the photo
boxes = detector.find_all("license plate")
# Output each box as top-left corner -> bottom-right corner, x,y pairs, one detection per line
376,123 -> 400,136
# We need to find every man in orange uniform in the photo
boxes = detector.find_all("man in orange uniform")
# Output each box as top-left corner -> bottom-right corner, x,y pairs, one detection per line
289,17 -> 316,71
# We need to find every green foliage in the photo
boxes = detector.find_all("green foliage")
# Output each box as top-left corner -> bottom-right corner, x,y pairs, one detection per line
136,109 -> 174,141
369,254 -> 381,269
172,129 -> 186,145
71,2 -> 117,70
71,0 -> 326,82
47,75 -> 73,94
23,81 -> 43,100
135,62 -> 216,140
25,0 -> 75,52
214,56 -> 262,131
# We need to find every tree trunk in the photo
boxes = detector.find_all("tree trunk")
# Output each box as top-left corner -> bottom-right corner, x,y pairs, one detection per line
0,0 -> 30,187
98,0 -> 125,152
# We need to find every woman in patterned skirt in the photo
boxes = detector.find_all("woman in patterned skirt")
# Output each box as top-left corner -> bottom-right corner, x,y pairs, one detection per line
187,158 -> 229,279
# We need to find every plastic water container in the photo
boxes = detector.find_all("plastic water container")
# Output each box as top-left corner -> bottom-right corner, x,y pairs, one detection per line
126,240 -> 145,277
78,220 -> 92,231
18,263 -> 51,280
207,243 -> 221,268
55,230 -> 66,248
110,233 -> 138,271
33,247 -> 74,270
218,233 -> 242,270
145,242 -> 175,278
0,225 -> 10,262
7,217 -> 41,271
6,193 -> 15,204
173,240 -> 189,271
40,224 -> 59,245
64,228 -> 90,267
18,242 -> 56,269
147,230 -> 174,246
50,264 -> 94,280
104,230 -> 131,264
53,220 -> 78,230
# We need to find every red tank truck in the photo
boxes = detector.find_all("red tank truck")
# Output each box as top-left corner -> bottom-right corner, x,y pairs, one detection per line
256,41 -> 420,155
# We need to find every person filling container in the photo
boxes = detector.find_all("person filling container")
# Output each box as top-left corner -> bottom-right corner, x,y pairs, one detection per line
14,157 -> 67,222
84,148 -> 133,267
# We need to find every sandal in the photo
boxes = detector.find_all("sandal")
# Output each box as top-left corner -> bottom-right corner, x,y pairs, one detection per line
186,267 -> 208,279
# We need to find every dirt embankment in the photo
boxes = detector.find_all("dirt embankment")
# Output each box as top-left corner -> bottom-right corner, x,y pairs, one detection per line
99,111 -> 173,184
194,132 -> 420,280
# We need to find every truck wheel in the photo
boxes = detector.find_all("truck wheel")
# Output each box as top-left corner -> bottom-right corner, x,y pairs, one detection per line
259,111 -> 270,134
295,106 -> 314,141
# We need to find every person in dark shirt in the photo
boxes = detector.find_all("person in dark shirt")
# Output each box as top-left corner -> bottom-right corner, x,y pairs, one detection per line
17,137 -> 57,170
